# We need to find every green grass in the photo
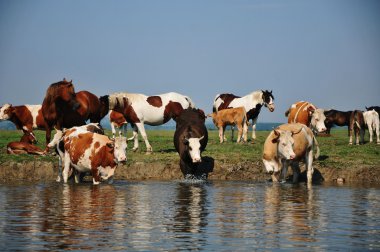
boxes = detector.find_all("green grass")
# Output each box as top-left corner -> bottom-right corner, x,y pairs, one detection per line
0,128 -> 379,169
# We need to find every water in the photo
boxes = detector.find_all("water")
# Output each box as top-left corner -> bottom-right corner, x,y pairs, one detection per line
0,180 -> 379,251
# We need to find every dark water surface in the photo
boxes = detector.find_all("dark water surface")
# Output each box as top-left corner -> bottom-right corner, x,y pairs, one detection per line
0,180 -> 379,251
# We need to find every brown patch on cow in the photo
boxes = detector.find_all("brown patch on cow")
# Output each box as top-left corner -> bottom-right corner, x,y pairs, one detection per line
286,101 -> 314,126
147,96 -> 163,108
90,144 -> 117,169
67,133 -> 94,164
164,101 -> 184,122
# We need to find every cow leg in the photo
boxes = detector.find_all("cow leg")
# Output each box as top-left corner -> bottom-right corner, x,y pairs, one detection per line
251,117 -> 258,143
230,125 -> 235,141
271,172 -> 280,182
243,121 -> 248,143
305,149 -> 314,185
218,126 -> 224,143
56,156 -> 62,182
280,160 -> 288,183
290,162 -> 300,184
236,124 -> 242,143
135,122 -> 152,153
63,152 -> 71,183
74,170 -> 80,184
92,169 -> 101,185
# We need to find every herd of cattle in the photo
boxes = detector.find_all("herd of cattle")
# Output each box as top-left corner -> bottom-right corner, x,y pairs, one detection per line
0,78 -> 379,185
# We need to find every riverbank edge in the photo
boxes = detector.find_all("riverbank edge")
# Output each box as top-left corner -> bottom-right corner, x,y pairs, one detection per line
1,159 -> 379,184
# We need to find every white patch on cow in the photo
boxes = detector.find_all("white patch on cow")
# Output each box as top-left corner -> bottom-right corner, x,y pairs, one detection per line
0,103 -> 11,120
25,105 -> 41,128
187,136 -> 204,163
48,130 -> 64,148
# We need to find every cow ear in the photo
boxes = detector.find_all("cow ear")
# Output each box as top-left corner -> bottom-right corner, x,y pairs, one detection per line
272,129 -> 280,143
308,106 -> 315,115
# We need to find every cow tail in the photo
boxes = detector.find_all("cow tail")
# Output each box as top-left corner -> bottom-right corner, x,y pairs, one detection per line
313,135 -> 320,159
284,109 -> 290,117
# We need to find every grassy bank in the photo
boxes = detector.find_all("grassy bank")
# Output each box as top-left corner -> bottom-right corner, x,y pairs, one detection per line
0,128 -> 379,182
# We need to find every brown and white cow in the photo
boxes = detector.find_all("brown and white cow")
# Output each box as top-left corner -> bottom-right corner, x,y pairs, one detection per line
174,108 -> 208,179
109,110 -> 128,139
363,110 -> 380,144
285,101 -> 327,133
349,110 -> 365,145
262,123 -> 320,185
208,107 -> 248,143
7,132 -> 45,155
61,131 -> 127,185
0,103 -> 45,140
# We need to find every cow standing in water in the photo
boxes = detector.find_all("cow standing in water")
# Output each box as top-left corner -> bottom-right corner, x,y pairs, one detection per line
213,90 -> 274,143
103,92 -> 195,153
174,108 -> 208,179
285,101 -> 327,134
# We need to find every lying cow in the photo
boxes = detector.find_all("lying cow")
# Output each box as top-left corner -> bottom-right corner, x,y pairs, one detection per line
262,123 -> 320,184
174,108 -> 208,178
363,110 -> 380,144
7,132 -> 45,155
349,110 -> 365,145
208,107 -> 248,143
285,101 -> 327,133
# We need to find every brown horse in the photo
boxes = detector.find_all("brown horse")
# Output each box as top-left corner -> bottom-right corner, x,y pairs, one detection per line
323,109 -> 352,135
42,79 -> 108,149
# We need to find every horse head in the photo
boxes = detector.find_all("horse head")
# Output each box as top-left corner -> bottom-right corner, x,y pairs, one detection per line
262,90 -> 275,112
45,78 -> 80,110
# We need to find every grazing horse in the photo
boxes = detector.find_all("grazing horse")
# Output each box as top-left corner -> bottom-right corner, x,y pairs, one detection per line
104,92 -> 195,152
324,109 -> 352,135
212,90 -> 275,142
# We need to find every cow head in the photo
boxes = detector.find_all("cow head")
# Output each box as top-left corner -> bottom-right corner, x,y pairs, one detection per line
0,103 -> 13,120
112,136 -> 127,163
272,129 -> 296,160
262,90 -> 275,112
310,108 -> 327,133
183,135 -> 205,163
20,131 -> 37,144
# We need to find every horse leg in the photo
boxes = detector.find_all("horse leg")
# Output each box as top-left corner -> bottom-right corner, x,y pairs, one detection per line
251,117 -> 257,143
376,123 -> 380,144
368,124 -> 373,143
111,123 -> 116,139
131,124 -> 139,152
135,122 -> 152,153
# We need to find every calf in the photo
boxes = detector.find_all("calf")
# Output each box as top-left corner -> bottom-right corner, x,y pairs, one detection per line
363,110 -> 380,144
7,132 -> 44,155
285,101 -> 327,133
349,110 -> 365,145
62,132 -> 127,185
262,123 -> 320,184
208,107 -> 248,143
174,108 -> 208,178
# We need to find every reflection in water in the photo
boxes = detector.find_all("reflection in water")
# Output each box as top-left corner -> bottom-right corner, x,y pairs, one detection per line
0,181 -> 379,251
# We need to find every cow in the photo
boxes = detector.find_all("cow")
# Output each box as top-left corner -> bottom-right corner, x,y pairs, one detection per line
104,92 -> 195,153
61,131 -> 127,185
323,109 -> 352,135
363,110 -> 380,144
7,131 -> 45,155
109,110 -> 128,139
262,123 -> 320,185
0,103 -> 45,141
366,106 -> 380,115
208,107 -> 248,143
213,90 -> 274,143
174,108 -> 208,179
285,101 -> 327,133
349,110 -> 365,145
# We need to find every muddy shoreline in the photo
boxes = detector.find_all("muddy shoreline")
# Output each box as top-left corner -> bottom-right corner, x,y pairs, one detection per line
1,159 -> 379,184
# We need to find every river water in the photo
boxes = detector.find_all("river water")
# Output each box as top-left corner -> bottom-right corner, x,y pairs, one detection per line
0,180 -> 379,251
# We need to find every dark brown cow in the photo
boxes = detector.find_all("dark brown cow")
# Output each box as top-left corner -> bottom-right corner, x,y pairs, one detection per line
323,109 -> 352,135
213,90 -> 274,142
349,110 -> 365,145
174,108 -> 208,179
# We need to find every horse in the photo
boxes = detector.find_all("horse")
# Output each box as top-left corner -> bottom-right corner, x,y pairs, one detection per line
366,106 -> 380,115
41,78 -> 108,149
103,92 -> 195,153
324,109 -> 352,135
212,90 -> 275,142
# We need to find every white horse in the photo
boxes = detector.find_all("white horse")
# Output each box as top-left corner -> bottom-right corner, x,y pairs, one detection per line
107,92 -> 195,153
213,90 -> 275,142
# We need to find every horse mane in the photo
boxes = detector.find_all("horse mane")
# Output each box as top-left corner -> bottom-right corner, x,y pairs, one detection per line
43,79 -> 73,106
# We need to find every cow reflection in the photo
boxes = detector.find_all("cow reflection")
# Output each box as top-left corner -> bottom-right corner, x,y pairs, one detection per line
173,183 -> 209,234
263,185 -> 322,245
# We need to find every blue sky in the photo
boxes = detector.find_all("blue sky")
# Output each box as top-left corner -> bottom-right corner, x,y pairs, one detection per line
0,0 -> 379,123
